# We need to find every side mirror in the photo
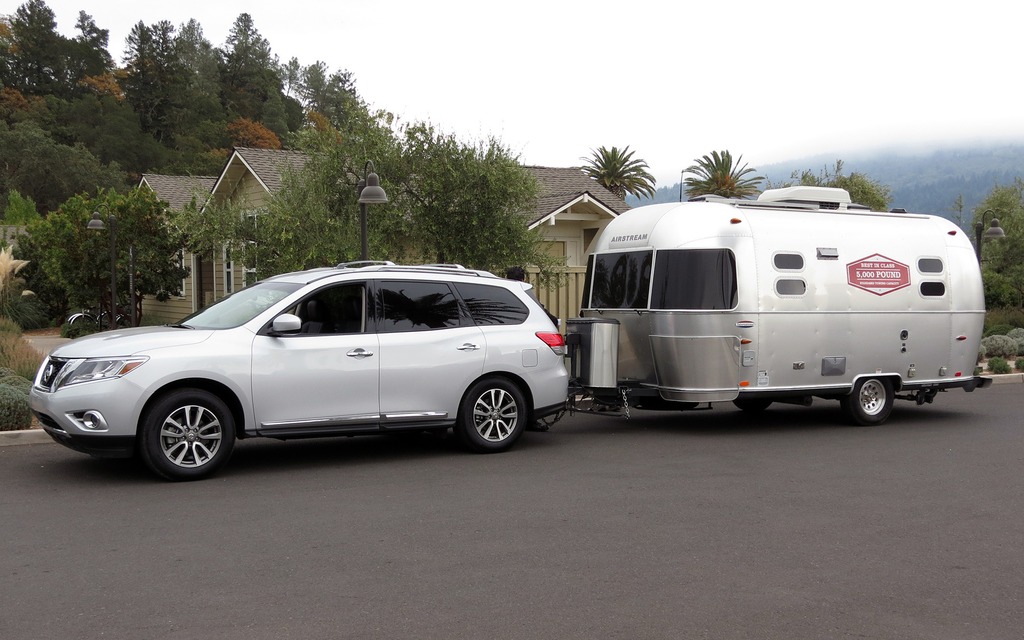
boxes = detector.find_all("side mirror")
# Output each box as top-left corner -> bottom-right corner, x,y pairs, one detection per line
271,313 -> 302,335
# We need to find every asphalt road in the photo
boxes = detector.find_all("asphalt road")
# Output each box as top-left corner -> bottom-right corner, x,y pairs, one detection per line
2,385 -> 1022,640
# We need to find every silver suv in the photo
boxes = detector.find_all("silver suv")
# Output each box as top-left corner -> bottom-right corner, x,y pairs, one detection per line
30,263 -> 568,480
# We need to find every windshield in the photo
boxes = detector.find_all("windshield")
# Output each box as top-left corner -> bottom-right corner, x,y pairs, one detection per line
175,281 -> 302,329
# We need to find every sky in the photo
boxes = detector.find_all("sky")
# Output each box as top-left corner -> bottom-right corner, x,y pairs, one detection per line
30,0 -> 1024,187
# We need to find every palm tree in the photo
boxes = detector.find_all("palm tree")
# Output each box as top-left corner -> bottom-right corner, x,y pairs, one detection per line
581,146 -> 656,199
683,150 -> 763,199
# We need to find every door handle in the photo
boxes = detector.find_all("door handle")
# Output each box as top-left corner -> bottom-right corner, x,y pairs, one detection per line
346,348 -> 374,358
457,343 -> 480,351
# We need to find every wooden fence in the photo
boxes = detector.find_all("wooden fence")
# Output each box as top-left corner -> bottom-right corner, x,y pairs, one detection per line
527,267 -> 587,331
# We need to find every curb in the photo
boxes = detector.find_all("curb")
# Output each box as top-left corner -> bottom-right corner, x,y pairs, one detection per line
0,428 -> 52,446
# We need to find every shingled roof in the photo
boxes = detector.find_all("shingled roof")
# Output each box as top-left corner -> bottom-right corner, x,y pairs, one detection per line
139,174 -> 217,211
227,147 -> 310,193
523,166 -> 631,226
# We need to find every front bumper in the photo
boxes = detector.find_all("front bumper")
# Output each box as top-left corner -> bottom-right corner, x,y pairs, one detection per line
34,411 -> 135,458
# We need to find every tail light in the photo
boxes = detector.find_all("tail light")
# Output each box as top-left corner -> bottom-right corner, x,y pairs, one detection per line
536,331 -> 566,356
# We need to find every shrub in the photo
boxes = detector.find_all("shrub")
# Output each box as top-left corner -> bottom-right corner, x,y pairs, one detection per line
0,375 -> 31,393
0,384 -> 31,431
0,316 -> 21,335
0,333 -> 44,380
61,321 -> 100,339
987,357 -> 1012,375
983,323 -> 1014,338
985,307 -> 1024,331
1008,327 -> 1024,356
1017,359 -> 1024,372
981,334 -> 1017,359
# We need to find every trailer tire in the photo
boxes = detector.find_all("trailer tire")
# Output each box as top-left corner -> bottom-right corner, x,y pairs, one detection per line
733,398 -> 773,413
841,377 -> 894,426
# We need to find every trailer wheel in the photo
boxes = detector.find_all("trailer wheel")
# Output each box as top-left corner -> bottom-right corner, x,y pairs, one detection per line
841,377 -> 894,426
733,398 -> 773,413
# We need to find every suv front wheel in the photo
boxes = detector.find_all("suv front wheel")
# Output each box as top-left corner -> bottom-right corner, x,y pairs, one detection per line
139,389 -> 236,480
457,377 -> 526,453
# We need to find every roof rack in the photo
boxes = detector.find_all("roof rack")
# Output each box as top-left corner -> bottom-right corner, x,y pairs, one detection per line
335,260 -> 395,269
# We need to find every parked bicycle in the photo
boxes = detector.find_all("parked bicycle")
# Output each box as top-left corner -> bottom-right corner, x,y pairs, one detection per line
66,306 -> 128,329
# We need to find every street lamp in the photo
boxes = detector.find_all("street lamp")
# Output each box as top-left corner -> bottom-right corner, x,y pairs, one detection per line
356,160 -> 388,261
974,209 -> 1006,263
87,208 -> 118,330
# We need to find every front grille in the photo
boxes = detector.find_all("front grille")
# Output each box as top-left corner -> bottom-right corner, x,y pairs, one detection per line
36,357 -> 70,391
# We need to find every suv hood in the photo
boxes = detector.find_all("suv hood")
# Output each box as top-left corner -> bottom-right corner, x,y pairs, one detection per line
50,326 -> 217,358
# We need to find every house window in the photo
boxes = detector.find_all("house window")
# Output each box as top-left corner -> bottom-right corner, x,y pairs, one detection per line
178,250 -> 186,298
223,247 -> 234,295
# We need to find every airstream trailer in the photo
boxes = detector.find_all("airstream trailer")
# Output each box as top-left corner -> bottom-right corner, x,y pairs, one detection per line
567,186 -> 991,425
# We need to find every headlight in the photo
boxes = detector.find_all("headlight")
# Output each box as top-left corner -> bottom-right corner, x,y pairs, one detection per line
54,357 -> 149,389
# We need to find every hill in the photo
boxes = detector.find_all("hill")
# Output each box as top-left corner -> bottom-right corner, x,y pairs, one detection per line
630,145 -> 1024,222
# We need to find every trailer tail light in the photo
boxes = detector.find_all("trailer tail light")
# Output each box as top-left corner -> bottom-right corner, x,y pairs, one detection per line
536,331 -> 566,356
731,218 -> 743,224
956,335 -> 968,341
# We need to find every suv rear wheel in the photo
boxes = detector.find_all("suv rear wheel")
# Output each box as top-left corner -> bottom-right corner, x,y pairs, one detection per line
139,389 -> 236,480
456,377 -> 526,453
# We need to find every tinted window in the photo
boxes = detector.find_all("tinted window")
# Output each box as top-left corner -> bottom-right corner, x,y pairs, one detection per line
293,284 -> 366,334
775,279 -> 807,296
376,281 -> 462,332
773,253 -> 804,270
651,249 -> 737,310
920,282 -> 946,297
454,283 -> 529,325
918,258 -> 944,273
587,250 -> 653,309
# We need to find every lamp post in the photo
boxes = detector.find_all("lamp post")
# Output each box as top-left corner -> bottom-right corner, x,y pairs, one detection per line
356,160 -> 388,261
87,209 -> 117,330
678,169 -> 684,203
974,209 -> 1006,263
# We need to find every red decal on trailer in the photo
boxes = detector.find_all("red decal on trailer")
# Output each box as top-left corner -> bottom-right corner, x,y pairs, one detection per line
846,254 -> 910,296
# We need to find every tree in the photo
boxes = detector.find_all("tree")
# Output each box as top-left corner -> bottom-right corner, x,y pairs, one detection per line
19,189 -> 188,324
2,189 -> 41,224
0,120 -> 125,213
219,13 -> 279,122
122,20 -> 186,143
974,179 -> 1024,308
226,117 -> 281,149
581,145 -> 656,199
395,123 -> 550,273
787,160 -> 891,211
4,0 -> 69,97
683,150 -> 763,198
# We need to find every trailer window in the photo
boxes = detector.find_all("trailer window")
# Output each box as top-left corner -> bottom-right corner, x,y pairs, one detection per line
651,249 -> 737,310
773,253 -> 804,271
775,279 -> 807,296
587,251 -> 653,309
918,258 -> 944,273
920,282 -> 946,297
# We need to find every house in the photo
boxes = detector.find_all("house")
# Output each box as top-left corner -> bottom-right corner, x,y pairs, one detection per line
141,149 -> 628,325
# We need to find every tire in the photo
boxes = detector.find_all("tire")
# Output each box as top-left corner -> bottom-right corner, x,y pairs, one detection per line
138,389 -> 236,480
732,398 -> 773,412
456,377 -> 527,453
840,377 -> 894,426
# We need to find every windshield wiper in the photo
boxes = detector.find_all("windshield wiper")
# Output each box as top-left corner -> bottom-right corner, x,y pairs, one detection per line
165,323 -> 194,329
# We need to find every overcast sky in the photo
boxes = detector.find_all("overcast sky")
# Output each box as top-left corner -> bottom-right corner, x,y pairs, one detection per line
34,0 -> 1024,186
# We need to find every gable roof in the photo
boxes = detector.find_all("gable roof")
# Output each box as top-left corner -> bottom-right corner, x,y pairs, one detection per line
220,147 -> 310,194
523,166 -> 631,227
139,174 -> 217,211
